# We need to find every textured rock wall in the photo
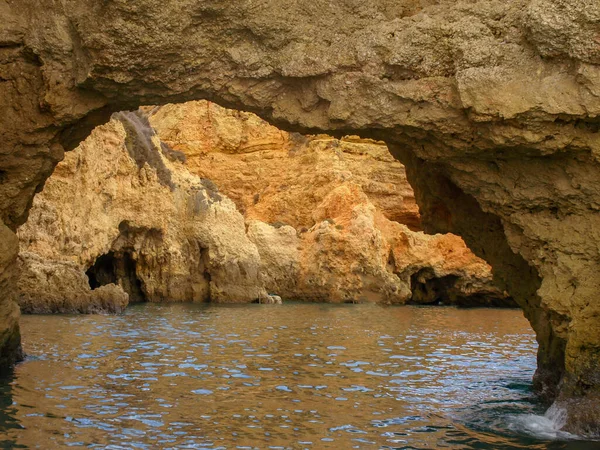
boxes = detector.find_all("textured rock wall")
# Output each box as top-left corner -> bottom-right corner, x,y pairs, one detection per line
150,101 -> 509,306
0,222 -> 21,370
17,114 -> 267,311
1,0 -> 599,434
17,253 -> 129,314
148,101 -> 420,230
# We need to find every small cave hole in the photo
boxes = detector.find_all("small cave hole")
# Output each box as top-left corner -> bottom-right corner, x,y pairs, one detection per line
86,251 -> 147,302
408,269 -> 459,305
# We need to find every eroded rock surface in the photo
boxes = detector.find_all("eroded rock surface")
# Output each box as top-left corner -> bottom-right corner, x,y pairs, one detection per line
0,222 -> 21,370
148,101 -> 420,230
1,0 -> 599,434
20,101 -> 509,310
18,252 -> 129,314
150,101 -> 509,306
17,115 -> 267,311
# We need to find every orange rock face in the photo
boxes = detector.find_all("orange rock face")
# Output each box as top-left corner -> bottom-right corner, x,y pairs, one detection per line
149,101 -> 512,306
148,102 -> 420,231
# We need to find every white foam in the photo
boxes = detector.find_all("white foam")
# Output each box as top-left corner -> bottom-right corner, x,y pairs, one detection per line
508,403 -> 578,440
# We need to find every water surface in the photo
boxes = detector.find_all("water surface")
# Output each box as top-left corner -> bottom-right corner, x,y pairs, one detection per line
1,304 -> 595,448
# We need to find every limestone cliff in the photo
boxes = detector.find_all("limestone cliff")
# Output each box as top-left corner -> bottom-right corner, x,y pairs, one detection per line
149,101 -> 510,306
17,112 -> 267,312
248,188 -> 508,306
20,101 -> 509,310
148,101 -> 420,230
1,0 -> 599,434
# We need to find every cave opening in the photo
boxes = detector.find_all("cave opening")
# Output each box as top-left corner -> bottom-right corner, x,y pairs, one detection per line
86,251 -> 147,303
17,100 -> 519,309
408,268 -> 460,305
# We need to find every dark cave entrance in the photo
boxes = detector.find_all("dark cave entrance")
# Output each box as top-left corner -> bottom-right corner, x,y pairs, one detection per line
409,269 -> 460,306
407,268 -> 513,307
86,251 -> 147,303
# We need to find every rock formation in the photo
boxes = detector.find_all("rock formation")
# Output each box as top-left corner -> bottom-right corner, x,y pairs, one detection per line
17,112 -> 267,312
148,101 -> 420,230
248,188 -> 509,306
148,101 -> 510,306
18,253 -> 129,314
19,101 -> 509,310
1,0 -> 599,434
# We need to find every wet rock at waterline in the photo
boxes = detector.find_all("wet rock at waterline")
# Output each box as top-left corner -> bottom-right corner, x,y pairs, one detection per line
17,252 -> 129,314
0,222 -> 22,369
1,0 -> 599,434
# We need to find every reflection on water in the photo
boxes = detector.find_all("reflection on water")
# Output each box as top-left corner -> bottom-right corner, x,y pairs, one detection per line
0,304 -> 596,448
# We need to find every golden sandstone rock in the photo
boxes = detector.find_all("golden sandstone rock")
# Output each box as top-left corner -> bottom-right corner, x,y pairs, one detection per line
1,0 -> 599,434
19,102 -> 508,311
149,101 -> 509,306
18,114 -> 268,311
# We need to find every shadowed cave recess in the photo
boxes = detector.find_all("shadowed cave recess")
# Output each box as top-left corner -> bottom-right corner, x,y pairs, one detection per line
1,0 -> 599,437
86,252 -> 147,303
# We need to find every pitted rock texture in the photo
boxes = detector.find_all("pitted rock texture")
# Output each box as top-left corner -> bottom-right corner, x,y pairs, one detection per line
148,101 -> 420,230
0,221 -> 22,370
149,100 -> 509,306
1,0 -> 599,434
17,114 -> 267,311
18,252 -> 129,314
20,101 -> 509,310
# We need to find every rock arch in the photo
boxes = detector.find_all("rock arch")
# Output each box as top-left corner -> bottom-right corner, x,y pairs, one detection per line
1,0 -> 599,434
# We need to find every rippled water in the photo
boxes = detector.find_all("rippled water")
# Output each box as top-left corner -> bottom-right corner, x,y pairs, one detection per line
1,304 -> 596,449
